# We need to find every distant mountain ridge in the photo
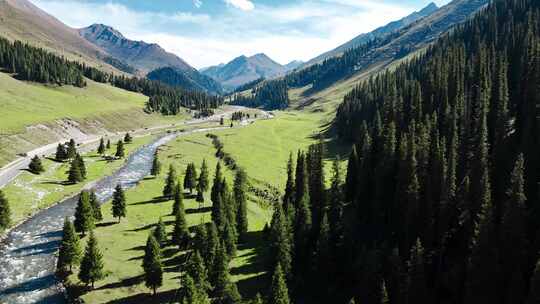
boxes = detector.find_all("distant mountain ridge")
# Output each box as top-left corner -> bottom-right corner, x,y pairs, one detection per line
79,24 -> 222,94
202,53 -> 299,89
302,2 -> 439,68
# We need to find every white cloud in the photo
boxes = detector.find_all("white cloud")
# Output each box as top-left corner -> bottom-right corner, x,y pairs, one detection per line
224,0 -> 255,11
29,0 -> 422,68
193,0 -> 202,8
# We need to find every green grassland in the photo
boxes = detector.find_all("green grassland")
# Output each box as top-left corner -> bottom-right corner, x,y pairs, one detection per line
1,135 -> 156,231
68,130 -> 272,303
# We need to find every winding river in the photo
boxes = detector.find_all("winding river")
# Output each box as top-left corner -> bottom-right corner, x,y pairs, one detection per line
0,131 -> 189,303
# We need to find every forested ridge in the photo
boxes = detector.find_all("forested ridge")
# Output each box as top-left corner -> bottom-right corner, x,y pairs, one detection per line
272,0 -> 540,302
230,79 -> 289,110
0,37 -> 223,115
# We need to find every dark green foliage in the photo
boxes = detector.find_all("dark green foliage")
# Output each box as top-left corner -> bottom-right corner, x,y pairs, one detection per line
29,155 -> 44,174
124,133 -> 132,143
68,157 -> 84,184
97,138 -> 106,155
407,239 -> 429,304
0,190 -> 11,231
198,159 -> 210,193
163,165 -> 177,198
251,293 -> 264,304
78,232 -> 105,289
211,242 -> 231,299
270,203 -> 292,279
89,190 -> 102,222
196,184 -> 205,204
151,154 -> 161,176
181,274 -> 211,304
172,182 -> 184,215
106,140 -> 111,150
230,79 -> 289,110
55,143 -> 68,161
67,139 -> 77,160
222,221 -> 237,257
56,218 -> 81,272
75,154 -> 86,180
142,234 -> 163,295
234,168 -> 248,240
115,140 -> 125,158
153,218 -> 167,247
184,163 -> 198,193
283,153 -> 295,212
269,264 -> 290,304
204,222 -> 219,274
111,185 -> 127,222
186,251 -> 212,292
172,205 -> 189,249
74,191 -> 94,236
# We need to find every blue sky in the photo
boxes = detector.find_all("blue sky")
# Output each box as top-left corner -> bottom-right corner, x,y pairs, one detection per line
30,0 -> 451,68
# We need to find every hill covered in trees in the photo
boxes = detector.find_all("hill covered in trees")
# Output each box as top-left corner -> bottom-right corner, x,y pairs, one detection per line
230,79 -> 289,110
291,0 -> 540,302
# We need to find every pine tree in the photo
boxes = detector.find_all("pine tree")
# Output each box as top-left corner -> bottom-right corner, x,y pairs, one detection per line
75,154 -> 86,180
124,132 -> 132,143
345,146 -> 359,202
196,183 -> 205,204
68,157 -> 83,184
78,232 -> 105,289
0,190 -> 11,231
270,203 -> 292,279
198,159 -> 210,193
211,162 -> 223,208
293,176 -> 311,281
163,165 -> 177,198
172,182 -> 184,215
111,185 -> 127,223
184,163 -> 198,193
204,222 -> 219,274
234,168 -> 248,241
407,239 -> 428,304
315,211 -> 331,280
172,205 -> 189,249
153,218 -> 167,247
67,139 -> 77,159
212,242 -> 231,299
97,138 -> 106,155
56,217 -> 81,272
186,250 -> 212,292
181,274 -> 211,304
151,154 -> 161,176
329,158 -> 343,252
29,155 -> 45,174
222,221 -> 237,257
74,191 -> 94,236
89,190 -> 102,222
56,143 -> 67,161
142,234 -> 163,295
283,153 -> 296,211
269,264 -> 290,304
106,139 -> 111,150
115,140 -> 125,158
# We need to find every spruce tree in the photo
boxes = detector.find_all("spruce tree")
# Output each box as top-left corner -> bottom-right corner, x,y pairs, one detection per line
295,151 -> 307,211
196,184 -> 205,205
68,157 -> 83,184
151,154 -> 161,176
345,145 -> 359,202
283,153 -> 296,211
181,274 -> 211,304
0,190 -> 11,231
315,211 -> 331,279
56,143 -> 67,161
67,139 -> 77,159
222,221 -> 237,257
74,191 -> 94,236
193,225 -> 208,256
204,222 -> 219,274
115,140 -> 125,158
329,158 -> 343,252
124,132 -> 133,143
97,138 -> 106,155
270,203 -> 292,279
184,163 -> 198,193
234,168 -> 248,241
111,185 -> 127,223
29,155 -> 45,174
212,242 -> 231,299
75,154 -> 86,180
78,232 -> 105,289
106,139 -> 111,150
407,239 -> 428,304
89,190 -> 102,222
142,234 -> 163,295
294,181 -> 311,280
198,159 -> 210,193
172,182 -> 184,215
163,165 -> 177,198
56,217 -> 81,272
269,264 -> 290,304
153,217 -> 167,247
186,250 -> 212,292
172,205 -> 189,249
211,162 -> 223,208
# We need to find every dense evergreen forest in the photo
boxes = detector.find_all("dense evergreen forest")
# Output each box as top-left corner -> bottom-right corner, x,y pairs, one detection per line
232,77 -> 265,94
269,0 -> 540,303
230,79 -> 289,110
0,37 -> 222,115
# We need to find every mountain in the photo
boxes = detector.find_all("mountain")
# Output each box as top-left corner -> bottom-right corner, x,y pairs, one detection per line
79,23 -> 222,94
302,2 -> 439,67
202,53 -> 288,89
0,0 -> 120,73
285,60 -> 304,71
147,67 -> 223,94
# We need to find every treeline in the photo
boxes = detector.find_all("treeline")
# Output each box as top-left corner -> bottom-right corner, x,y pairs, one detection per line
0,37 -> 223,115
305,0 -> 540,303
284,39 -> 379,90
233,77 -> 265,94
230,79 -> 289,110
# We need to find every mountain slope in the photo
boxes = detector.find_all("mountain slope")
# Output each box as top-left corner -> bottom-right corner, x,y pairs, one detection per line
79,24 -> 222,94
202,53 -> 288,89
302,2 -> 439,67
0,0 -> 120,73
147,67 -> 223,94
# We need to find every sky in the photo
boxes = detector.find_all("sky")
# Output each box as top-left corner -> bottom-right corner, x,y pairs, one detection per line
29,0 -> 451,69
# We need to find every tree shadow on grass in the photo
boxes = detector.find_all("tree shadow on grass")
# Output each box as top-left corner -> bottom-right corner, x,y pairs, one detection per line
104,289 -> 178,304
130,196 -> 169,206
41,180 -> 72,186
96,221 -> 117,228
95,274 -> 144,291
127,223 -> 156,232
186,206 -> 212,214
